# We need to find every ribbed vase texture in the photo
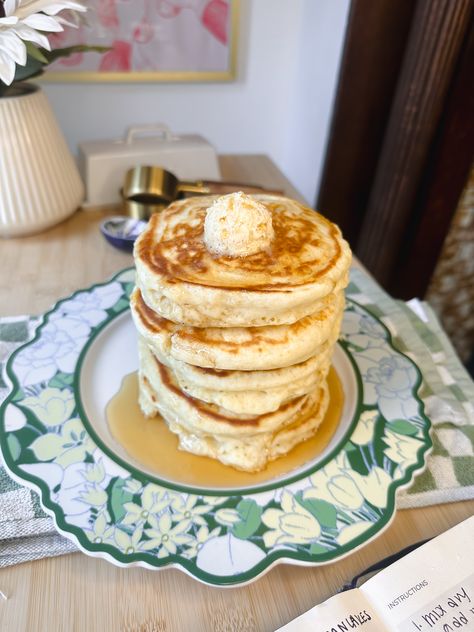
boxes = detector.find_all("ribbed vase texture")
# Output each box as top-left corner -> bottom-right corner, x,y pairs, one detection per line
0,86 -> 84,237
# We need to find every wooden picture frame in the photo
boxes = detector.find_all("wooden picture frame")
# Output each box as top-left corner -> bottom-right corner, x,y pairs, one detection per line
44,0 -> 238,83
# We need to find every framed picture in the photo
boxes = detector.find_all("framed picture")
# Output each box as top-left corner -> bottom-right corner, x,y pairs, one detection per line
45,0 -> 238,82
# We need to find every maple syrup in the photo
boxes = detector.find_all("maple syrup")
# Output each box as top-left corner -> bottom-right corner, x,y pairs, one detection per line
107,368 -> 344,488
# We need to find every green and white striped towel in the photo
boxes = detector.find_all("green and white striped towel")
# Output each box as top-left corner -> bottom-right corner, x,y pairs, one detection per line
0,268 -> 473,566
347,268 -> 474,508
0,317 -> 76,567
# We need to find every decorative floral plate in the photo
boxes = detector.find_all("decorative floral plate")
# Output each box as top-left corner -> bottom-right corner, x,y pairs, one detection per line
0,270 -> 431,586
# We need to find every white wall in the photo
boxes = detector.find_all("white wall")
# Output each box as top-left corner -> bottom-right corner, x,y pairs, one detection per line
282,1 -> 351,203
43,0 -> 350,204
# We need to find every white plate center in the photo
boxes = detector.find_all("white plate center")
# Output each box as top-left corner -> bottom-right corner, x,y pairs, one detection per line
79,311 -> 358,490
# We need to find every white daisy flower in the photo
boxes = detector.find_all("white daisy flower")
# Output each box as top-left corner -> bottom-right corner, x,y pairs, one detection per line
142,512 -> 193,558
0,0 -> 86,85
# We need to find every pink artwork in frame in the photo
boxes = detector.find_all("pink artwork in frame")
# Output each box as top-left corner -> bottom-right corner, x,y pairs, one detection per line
46,0 -> 237,81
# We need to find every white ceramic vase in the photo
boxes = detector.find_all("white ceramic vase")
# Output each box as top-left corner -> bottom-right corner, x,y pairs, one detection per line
0,84 -> 84,237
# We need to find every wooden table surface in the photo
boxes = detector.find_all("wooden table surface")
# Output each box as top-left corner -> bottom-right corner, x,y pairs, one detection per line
0,155 -> 473,632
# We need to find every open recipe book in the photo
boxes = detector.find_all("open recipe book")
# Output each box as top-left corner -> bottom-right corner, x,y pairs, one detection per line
277,516 -> 474,632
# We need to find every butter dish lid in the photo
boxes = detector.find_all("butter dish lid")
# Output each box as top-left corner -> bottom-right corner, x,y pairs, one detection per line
80,124 -> 215,158
78,124 -> 221,207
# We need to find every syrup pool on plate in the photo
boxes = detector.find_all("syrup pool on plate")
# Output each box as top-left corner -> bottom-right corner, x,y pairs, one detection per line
106,368 -> 344,488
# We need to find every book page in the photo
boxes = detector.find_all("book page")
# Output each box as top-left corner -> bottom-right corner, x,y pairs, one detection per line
361,516 -> 474,632
275,588 -> 388,631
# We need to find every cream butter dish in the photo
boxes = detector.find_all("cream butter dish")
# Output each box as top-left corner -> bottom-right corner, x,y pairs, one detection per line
78,124 -> 221,207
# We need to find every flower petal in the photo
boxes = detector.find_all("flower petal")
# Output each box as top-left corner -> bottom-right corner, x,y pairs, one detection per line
114,528 -> 131,550
172,519 -> 191,535
14,1 -> 86,18
262,530 -> 280,549
328,475 -> 364,510
0,31 -> 27,65
4,0 -> 19,17
261,508 -> 283,529
30,433 -> 65,461
159,512 -> 172,533
0,51 -> 16,86
163,540 -> 177,555
11,23 -> 52,50
141,539 -> 159,551
94,512 -> 107,536
22,13 -> 64,32
131,527 -> 144,547
55,445 -> 86,468
352,467 -> 392,509
173,534 -> 193,546
336,521 -> 373,546
214,508 -> 240,526
280,513 -> 320,541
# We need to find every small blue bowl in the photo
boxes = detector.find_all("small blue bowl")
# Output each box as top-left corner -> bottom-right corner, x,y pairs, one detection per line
100,216 -> 147,252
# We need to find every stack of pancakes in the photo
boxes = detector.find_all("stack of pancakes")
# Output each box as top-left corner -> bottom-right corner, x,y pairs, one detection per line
131,193 -> 351,471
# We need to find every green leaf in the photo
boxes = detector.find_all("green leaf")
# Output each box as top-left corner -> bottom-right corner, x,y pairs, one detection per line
346,449 -> 371,475
49,372 -> 74,388
348,342 -> 366,353
108,478 -> 133,524
13,55 -> 45,82
45,45 -> 110,64
345,441 -> 359,452
231,499 -> 262,539
25,42 -> 48,64
8,44 -> 109,87
387,420 -> 418,436
6,434 -> 22,462
295,493 -> 337,529
309,542 -> 330,555
110,297 -> 130,314
12,388 -> 25,403
123,282 -> 135,298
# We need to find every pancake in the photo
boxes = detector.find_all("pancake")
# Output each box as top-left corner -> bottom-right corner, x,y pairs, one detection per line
131,287 -> 344,371
139,343 -> 313,432
138,344 -> 330,471
139,338 -> 330,415
136,271 -> 349,329
130,191 -> 351,471
134,194 -> 352,327
175,369 -> 326,415
163,344 -> 334,392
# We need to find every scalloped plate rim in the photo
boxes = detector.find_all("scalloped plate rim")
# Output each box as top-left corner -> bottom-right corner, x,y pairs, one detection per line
0,269 -> 433,586
0,436 -> 431,588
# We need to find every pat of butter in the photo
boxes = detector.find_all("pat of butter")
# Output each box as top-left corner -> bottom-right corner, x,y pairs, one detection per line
203,192 -> 274,257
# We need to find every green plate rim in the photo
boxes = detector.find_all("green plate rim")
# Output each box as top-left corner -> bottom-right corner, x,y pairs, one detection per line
0,269 -> 433,586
